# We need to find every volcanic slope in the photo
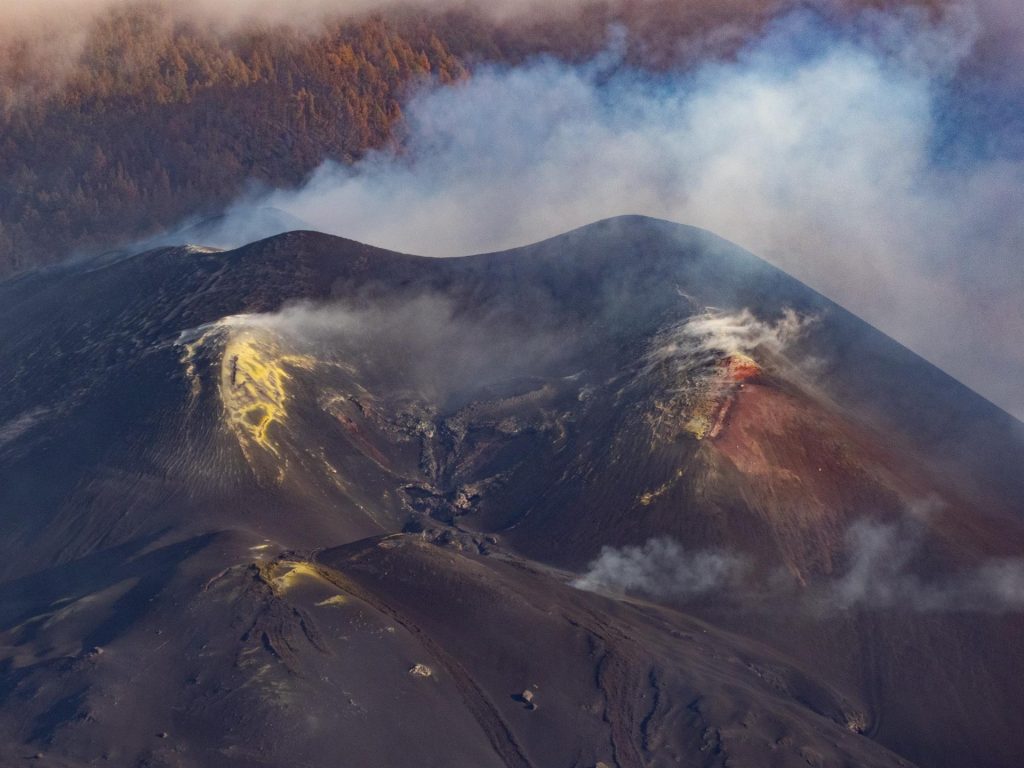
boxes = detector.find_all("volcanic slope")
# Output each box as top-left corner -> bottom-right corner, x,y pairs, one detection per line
1,216 -> 1022,767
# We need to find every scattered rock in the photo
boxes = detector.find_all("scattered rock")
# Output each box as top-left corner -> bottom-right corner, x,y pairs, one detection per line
77,645 -> 104,664
845,711 -> 868,734
515,688 -> 537,710
157,731 -> 169,739
409,663 -> 433,678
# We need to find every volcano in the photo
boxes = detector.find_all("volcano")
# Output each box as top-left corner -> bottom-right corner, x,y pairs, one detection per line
1,216 -> 1022,767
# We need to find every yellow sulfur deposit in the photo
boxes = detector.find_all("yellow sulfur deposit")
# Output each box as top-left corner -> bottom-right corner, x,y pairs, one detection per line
682,354 -> 761,441
178,319 -> 318,476
270,561 -> 330,593
219,328 -> 316,463
684,404 -> 716,440
638,467 -> 686,505
315,595 -> 348,607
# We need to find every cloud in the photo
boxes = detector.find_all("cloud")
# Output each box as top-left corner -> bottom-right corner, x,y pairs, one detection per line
571,537 -> 746,598
196,5 -> 1024,420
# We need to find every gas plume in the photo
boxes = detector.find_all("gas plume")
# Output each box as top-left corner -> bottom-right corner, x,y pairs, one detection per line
197,5 -> 1024,419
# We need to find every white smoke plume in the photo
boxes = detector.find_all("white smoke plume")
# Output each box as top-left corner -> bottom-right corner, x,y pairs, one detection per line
0,408 -> 50,451
573,524 -> 1024,611
7,1 -> 1021,418
193,294 -> 574,401
646,308 -> 814,371
829,517 -> 1024,612
638,308 -> 821,405
192,7 -> 1024,420
571,538 -> 746,598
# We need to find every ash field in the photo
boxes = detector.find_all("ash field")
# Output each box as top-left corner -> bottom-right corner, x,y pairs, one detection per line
1,217 -> 1023,767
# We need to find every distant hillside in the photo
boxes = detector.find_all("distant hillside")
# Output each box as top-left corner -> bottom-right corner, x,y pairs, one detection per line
0,11 -> 472,274
0,0 -> 939,275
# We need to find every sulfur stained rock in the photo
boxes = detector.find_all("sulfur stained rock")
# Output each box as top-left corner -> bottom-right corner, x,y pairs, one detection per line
409,663 -> 433,678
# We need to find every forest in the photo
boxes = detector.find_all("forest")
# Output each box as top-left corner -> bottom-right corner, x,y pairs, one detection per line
0,0 -> 932,274
0,10 -> 477,273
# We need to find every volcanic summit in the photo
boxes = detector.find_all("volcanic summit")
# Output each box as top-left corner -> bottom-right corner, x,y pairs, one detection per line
1,217 -> 1023,767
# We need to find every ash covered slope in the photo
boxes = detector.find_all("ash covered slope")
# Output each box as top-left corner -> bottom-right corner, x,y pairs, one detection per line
0,216 -> 1021,767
